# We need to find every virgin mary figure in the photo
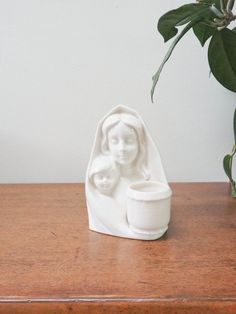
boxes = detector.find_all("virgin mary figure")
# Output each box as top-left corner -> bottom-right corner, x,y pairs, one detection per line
85,105 -> 169,240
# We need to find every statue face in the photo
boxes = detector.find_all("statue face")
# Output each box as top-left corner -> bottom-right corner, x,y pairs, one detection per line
93,168 -> 119,195
107,122 -> 139,165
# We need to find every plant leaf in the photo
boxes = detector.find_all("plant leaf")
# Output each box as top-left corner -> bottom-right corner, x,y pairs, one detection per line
192,2 -> 221,46
176,6 -> 212,26
223,154 -> 233,181
157,1 -> 221,43
151,16 -> 203,102
196,0 -> 221,9
193,21 -> 216,46
208,29 -> 236,92
158,4 -> 202,42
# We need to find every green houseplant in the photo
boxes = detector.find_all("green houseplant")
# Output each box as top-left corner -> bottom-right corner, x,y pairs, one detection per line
151,0 -> 236,197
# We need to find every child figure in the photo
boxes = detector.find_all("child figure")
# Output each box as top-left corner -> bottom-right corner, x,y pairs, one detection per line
89,155 -> 120,195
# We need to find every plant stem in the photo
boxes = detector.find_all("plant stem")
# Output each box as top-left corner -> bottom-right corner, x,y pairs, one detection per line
227,0 -> 235,12
231,181 -> 236,197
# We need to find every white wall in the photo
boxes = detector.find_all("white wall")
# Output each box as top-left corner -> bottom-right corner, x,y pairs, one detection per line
0,0 -> 235,183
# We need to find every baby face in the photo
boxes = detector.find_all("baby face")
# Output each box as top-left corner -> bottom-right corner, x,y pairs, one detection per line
93,168 -> 119,195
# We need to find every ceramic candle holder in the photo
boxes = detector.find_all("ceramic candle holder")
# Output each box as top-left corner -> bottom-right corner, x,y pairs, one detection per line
85,105 -> 172,240
126,181 -> 172,238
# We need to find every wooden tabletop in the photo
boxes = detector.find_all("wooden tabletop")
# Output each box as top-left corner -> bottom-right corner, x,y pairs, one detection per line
0,183 -> 235,313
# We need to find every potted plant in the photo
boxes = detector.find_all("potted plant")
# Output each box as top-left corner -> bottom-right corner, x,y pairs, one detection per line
151,0 -> 236,197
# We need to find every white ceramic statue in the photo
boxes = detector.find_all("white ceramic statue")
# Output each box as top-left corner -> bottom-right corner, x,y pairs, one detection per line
85,105 -> 172,240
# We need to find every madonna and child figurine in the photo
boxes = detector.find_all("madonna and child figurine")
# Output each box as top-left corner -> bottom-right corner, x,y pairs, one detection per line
85,105 -> 172,240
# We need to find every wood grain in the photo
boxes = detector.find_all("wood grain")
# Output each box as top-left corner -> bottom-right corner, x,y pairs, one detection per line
0,183 -> 235,313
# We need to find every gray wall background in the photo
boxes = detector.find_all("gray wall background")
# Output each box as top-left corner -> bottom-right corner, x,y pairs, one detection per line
0,0 -> 235,183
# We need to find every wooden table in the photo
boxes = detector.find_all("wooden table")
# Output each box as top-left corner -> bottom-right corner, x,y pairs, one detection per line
0,183 -> 235,313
